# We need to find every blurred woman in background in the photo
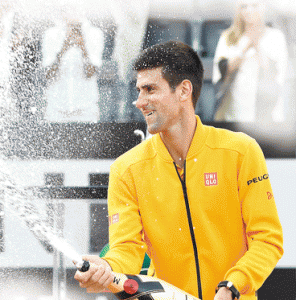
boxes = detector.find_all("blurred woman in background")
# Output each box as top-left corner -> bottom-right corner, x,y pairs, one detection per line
212,0 -> 288,122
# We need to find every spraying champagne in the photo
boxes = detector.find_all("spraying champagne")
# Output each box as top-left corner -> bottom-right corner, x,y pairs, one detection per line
76,260 -> 201,300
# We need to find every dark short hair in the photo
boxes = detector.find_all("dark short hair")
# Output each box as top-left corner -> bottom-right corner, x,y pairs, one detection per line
133,41 -> 204,108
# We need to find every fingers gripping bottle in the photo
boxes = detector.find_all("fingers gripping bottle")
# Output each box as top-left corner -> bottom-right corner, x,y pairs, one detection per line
77,260 -> 201,300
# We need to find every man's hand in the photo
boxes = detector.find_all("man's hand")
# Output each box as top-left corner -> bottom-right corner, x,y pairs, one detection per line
74,255 -> 114,293
214,287 -> 233,300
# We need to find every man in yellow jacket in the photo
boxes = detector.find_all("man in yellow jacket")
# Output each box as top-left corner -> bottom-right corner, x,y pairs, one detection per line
75,41 -> 283,300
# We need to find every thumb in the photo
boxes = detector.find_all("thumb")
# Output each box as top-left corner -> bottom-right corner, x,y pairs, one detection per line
82,255 -> 99,262
81,255 -> 111,269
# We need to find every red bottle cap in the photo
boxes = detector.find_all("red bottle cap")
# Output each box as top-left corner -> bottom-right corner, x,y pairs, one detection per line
123,279 -> 139,294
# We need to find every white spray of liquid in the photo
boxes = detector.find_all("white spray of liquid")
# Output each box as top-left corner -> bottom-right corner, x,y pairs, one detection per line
0,162 -> 83,266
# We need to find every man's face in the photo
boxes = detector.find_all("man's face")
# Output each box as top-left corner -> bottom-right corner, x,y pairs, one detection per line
135,67 -> 181,135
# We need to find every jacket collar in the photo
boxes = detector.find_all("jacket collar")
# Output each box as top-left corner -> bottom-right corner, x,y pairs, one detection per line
151,115 -> 209,162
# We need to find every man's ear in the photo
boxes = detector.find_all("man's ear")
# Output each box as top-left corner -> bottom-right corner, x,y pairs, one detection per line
179,80 -> 193,102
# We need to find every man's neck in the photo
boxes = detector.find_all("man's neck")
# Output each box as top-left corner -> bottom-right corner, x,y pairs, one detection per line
160,114 -> 197,169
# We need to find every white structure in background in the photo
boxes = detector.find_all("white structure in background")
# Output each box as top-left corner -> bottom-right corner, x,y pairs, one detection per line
0,158 -> 114,269
110,0 -> 150,82
42,18 -> 104,122
0,1 -> 16,119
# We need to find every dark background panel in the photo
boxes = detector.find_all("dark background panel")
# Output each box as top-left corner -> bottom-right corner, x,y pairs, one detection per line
257,268 -> 296,300
6,122 -> 146,159
89,203 -> 109,253
89,173 -> 109,187
6,122 -> 296,159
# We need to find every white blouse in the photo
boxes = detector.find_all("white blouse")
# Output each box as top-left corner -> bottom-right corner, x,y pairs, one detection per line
213,27 -> 288,122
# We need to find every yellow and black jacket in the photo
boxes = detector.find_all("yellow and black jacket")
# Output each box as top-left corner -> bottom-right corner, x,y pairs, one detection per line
104,116 -> 283,300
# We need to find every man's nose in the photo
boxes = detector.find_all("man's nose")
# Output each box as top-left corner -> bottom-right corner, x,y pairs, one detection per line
135,94 -> 149,110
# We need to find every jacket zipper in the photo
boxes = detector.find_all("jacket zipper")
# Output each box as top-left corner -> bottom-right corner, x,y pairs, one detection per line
174,161 -> 203,300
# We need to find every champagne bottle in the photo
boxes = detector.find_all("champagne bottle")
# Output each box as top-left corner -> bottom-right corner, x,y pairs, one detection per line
77,260 -> 201,300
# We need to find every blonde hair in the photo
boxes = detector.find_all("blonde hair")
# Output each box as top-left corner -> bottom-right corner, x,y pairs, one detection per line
225,0 -> 266,46
225,11 -> 246,46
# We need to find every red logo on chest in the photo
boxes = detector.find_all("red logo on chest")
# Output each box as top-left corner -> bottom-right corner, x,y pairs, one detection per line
204,172 -> 218,186
109,213 -> 119,225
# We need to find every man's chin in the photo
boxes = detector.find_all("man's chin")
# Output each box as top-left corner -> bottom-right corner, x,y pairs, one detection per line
147,125 -> 160,135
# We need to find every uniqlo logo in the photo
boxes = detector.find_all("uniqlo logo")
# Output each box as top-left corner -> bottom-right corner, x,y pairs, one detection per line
109,213 -> 119,225
112,213 -> 119,224
204,172 -> 218,186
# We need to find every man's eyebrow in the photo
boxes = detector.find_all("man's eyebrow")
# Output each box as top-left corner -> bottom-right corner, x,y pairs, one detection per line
136,83 -> 157,90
